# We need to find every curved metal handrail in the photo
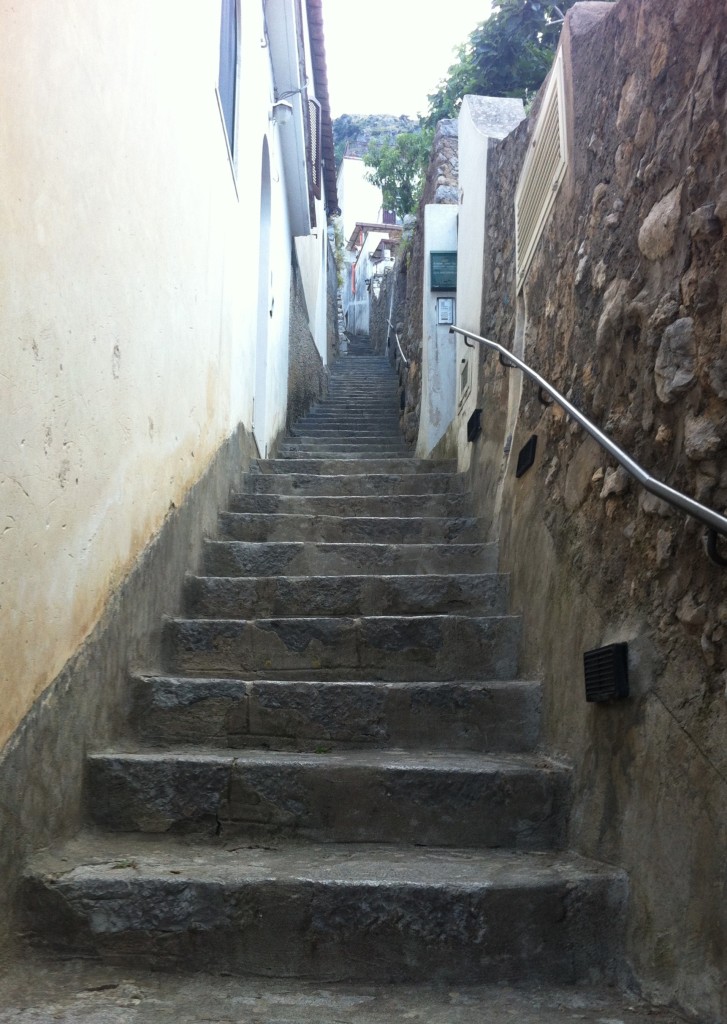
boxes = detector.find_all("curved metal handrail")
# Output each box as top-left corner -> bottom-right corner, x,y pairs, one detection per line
387,318 -> 409,368
450,324 -> 727,559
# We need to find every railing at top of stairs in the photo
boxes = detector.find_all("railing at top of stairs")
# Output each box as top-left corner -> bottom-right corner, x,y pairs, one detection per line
450,324 -> 727,566
387,319 -> 409,367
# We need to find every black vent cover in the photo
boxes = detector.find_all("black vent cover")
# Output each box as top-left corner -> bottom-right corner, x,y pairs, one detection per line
584,643 -> 629,702
516,434 -> 537,477
467,408 -> 482,442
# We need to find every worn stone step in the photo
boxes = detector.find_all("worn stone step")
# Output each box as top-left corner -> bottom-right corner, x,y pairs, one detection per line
0,966 -> 681,1023
130,676 -> 541,752
298,414 -> 402,426
228,492 -> 471,517
185,571 -> 506,619
23,834 -> 626,982
278,449 -> 411,459
163,614 -> 519,681
254,459 -> 451,476
305,402 -> 399,411
281,440 -> 409,452
85,748 -> 569,849
287,424 -> 402,434
202,540 -> 496,577
243,473 -> 465,496
217,512 -> 483,543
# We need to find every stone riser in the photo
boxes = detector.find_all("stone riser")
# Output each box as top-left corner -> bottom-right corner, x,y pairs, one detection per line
129,676 -> 541,753
277,450 -> 411,459
202,541 -> 497,577
279,444 -> 410,455
228,494 -> 471,517
163,614 -> 520,681
23,838 -> 626,984
243,474 -> 465,496
184,572 -> 506,619
85,749 -> 569,849
302,404 -> 399,413
216,513 -> 483,544
254,459 -> 451,475
283,429 -> 404,439
297,416 -> 402,427
279,440 -> 409,448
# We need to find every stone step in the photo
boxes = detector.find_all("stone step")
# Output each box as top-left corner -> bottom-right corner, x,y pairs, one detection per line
277,448 -> 411,459
281,440 -> 409,452
228,493 -> 471,517
306,401 -> 399,410
217,512 -> 483,543
23,834 -> 626,982
185,571 -> 506,619
163,614 -> 519,681
254,459 -> 447,475
85,748 -> 569,849
201,540 -> 496,576
0,964 -> 687,1023
298,414 -> 402,426
130,676 -> 540,752
243,473 -> 465,496
286,424 -> 402,434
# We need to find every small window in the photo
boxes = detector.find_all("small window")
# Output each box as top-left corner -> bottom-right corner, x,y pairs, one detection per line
218,0 -> 239,153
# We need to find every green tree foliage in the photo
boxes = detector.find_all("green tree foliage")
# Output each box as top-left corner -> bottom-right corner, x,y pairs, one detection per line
423,0 -> 580,127
363,129 -> 434,219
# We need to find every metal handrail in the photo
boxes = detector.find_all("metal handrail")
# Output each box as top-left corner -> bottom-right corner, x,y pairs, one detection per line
387,319 -> 409,368
450,324 -> 727,561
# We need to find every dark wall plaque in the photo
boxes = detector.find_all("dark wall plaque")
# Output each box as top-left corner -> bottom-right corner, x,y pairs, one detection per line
430,251 -> 457,291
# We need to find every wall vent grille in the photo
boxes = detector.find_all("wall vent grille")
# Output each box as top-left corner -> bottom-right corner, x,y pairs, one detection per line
515,49 -> 567,293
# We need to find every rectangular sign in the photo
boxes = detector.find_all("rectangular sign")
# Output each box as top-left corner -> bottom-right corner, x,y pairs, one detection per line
430,251 -> 457,291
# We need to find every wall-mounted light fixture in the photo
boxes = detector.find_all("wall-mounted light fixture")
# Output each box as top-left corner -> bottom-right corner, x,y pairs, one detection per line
270,100 -> 293,126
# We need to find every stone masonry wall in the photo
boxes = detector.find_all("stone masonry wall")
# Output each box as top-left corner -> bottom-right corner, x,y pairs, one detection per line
472,1 -> 727,1019
326,241 -> 340,365
398,120 -> 459,444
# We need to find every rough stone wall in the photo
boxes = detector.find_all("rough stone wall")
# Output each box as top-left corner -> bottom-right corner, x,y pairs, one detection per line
473,1 -> 727,1019
287,251 -> 328,429
326,241 -> 340,365
399,120 -> 459,444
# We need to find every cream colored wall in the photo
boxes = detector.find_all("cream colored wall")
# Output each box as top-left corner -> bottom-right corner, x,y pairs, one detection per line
294,196 -> 331,365
416,205 -> 458,458
0,0 -> 292,750
453,96 -> 525,470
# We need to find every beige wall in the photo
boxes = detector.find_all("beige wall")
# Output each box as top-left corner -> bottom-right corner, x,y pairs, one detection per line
0,0 -> 294,750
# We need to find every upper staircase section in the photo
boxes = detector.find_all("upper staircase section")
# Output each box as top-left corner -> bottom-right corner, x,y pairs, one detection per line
21,339 -> 627,987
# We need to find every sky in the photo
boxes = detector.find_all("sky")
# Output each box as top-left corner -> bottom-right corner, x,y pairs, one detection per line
322,0 -> 493,120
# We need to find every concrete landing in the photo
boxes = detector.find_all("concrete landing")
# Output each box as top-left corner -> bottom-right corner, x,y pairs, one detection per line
0,957 -> 688,1024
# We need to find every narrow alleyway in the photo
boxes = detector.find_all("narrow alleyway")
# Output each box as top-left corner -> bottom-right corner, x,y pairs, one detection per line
3,341 -> 686,1022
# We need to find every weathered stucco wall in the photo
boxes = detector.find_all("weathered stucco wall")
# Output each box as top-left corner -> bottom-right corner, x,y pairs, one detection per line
287,250 -> 328,428
398,120 -> 459,444
470,0 -> 727,1019
0,1 -> 294,752
0,425 -> 257,952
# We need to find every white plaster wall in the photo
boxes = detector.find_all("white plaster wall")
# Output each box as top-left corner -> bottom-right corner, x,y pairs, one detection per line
346,229 -> 392,337
0,0 -> 293,748
416,206 -> 459,458
454,96 -> 526,469
294,195 -> 330,364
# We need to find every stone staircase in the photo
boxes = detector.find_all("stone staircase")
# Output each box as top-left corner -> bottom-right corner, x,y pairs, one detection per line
21,344 -> 626,985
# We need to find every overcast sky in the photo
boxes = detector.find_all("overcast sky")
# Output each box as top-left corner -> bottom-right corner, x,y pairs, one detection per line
322,1 -> 492,120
